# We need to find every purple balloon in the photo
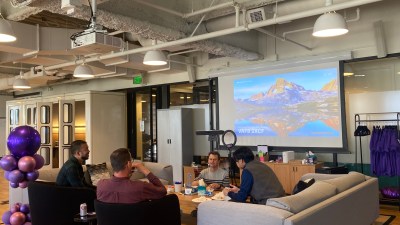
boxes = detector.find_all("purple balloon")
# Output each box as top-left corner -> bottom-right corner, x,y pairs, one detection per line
4,170 -> 11,181
20,204 -> 30,214
32,154 -> 44,170
25,213 -> 31,222
18,156 -> 36,173
8,170 -> 24,184
18,181 -> 28,189
10,204 -> 20,213
2,210 -> 12,224
0,155 -> 17,171
10,182 -> 19,188
9,212 -> 26,225
26,170 -> 39,181
23,222 -> 32,225
7,126 -> 41,158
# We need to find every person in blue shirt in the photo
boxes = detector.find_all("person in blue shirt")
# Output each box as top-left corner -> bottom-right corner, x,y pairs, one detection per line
222,147 -> 284,204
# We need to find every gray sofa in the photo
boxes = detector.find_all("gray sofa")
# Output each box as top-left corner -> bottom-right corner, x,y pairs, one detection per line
198,172 -> 379,225
38,161 -> 173,185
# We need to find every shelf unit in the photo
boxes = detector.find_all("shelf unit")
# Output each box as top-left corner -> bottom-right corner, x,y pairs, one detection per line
265,160 -> 323,194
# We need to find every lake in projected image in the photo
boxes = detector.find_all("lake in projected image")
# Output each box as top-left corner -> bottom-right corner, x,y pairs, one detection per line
233,68 -> 340,137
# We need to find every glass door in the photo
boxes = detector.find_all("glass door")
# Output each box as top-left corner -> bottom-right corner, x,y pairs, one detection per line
135,88 -> 158,161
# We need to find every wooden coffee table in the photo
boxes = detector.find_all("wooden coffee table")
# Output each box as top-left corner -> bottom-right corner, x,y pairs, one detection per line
165,186 -> 216,219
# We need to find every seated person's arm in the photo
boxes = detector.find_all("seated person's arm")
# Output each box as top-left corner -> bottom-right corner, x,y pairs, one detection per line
226,169 -> 253,202
192,172 -> 204,186
134,162 -> 167,198
143,173 -> 167,198
210,171 -> 230,190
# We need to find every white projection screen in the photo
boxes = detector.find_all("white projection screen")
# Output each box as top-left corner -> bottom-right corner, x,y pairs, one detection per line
218,61 -> 348,153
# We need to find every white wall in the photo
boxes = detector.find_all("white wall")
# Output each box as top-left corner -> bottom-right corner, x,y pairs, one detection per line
0,95 -> 13,155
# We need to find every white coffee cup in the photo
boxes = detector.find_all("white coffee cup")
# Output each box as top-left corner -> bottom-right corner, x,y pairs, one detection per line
174,182 -> 182,193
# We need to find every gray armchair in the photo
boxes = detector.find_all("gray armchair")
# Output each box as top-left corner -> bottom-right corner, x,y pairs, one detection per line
94,194 -> 181,225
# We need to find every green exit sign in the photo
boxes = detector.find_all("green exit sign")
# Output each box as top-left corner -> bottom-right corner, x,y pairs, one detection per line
133,75 -> 142,84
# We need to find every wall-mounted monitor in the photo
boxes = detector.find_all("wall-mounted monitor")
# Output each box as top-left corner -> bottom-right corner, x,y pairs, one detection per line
218,61 -> 348,153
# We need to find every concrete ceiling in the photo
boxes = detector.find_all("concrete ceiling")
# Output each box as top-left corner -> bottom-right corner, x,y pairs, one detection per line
0,0 -> 383,92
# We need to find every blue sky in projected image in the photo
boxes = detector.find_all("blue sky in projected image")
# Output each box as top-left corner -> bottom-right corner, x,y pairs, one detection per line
234,68 -> 337,99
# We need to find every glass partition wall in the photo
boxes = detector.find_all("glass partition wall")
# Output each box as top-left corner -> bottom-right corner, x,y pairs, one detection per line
129,81 -> 213,162
343,56 -> 400,193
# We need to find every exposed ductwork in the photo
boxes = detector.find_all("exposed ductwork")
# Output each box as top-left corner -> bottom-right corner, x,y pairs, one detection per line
7,0 -> 263,61
0,0 -> 386,93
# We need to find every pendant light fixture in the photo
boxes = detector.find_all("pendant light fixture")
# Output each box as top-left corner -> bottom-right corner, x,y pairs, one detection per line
73,64 -> 94,78
312,0 -> 348,37
142,40 -> 167,66
143,50 -> 167,66
0,6 -> 16,42
13,71 -> 31,89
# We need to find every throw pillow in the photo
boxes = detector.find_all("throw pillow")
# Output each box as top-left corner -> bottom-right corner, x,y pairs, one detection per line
86,163 -> 111,186
292,178 -> 315,195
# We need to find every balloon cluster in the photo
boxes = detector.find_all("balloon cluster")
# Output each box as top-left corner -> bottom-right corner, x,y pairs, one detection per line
0,126 -> 44,188
2,202 -> 31,225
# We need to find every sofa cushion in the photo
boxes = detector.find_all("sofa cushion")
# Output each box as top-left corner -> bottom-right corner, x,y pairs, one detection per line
267,181 -> 336,213
38,168 -> 60,183
86,162 -> 111,186
321,171 -> 366,193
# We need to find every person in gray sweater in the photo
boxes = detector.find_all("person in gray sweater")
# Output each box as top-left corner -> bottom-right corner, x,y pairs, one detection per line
223,147 -> 285,204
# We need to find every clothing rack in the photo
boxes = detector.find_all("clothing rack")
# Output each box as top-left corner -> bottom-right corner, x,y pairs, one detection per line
354,112 -> 400,172
354,112 -> 400,210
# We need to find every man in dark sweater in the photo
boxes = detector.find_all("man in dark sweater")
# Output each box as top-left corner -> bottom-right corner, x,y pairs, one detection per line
56,140 -> 92,187
223,147 -> 284,204
96,148 -> 166,204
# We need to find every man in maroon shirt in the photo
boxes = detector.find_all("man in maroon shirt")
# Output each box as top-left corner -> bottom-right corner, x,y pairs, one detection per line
97,148 -> 167,204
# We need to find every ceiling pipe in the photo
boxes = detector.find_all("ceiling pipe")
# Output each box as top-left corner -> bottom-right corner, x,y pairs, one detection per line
183,2 -> 235,18
10,0 -> 33,8
255,28 -> 312,51
133,0 -> 236,19
44,0 -> 381,72
132,0 -> 184,17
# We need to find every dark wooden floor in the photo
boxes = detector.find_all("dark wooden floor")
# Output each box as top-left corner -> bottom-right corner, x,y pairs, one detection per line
0,170 -> 398,225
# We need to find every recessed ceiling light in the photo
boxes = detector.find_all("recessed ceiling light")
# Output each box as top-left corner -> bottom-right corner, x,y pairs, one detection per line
354,74 -> 365,77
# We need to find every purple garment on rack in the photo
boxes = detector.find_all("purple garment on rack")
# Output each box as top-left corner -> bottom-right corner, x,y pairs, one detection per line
370,126 -> 400,176
370,126 -> 382,176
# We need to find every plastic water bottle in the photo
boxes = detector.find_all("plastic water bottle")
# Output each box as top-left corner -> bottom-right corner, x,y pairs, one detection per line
198,179 -> 206,196
186,173 -> 192,188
